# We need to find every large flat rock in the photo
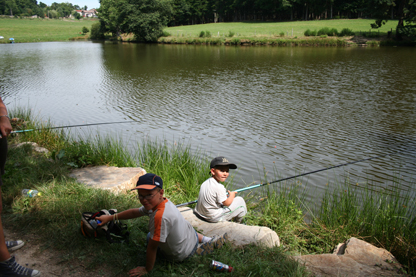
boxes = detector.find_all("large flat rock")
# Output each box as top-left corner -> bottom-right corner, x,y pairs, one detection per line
294,237 -> 405,276
178,206 -> 280,248
69,166 -> 146,194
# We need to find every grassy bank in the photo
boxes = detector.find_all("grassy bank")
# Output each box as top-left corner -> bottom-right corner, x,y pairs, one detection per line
157,19 -> 404,46
3,109 -> 416,275
0,17 -> 96,43
163,19 -> 398,38
0,17 -> 408,46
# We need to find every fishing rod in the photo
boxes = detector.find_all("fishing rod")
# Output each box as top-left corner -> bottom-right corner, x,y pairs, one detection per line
11,121 -> 136,134
176,152 -> 397,208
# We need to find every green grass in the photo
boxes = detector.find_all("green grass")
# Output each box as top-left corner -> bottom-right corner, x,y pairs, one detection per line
3,108 -> 416,275
163,19 -> 398,38
0,17 -> 400,46
3,109 -> 308,276
0,17 -> 97,43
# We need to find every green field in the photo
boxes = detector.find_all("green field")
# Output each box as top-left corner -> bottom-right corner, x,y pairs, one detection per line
165,19 -> 398,38
0,17 -> 400,44
0,17 -> 97,43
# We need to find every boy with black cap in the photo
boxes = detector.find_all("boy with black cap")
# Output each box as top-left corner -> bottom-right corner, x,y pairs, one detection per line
194,156 -> 247,223
97,173 -> 227,277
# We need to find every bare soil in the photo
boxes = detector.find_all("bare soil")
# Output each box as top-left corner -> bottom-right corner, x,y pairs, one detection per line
4,226 -> 108,277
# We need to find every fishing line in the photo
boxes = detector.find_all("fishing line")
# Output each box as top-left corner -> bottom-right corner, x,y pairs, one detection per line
176,151 -> 401,208
11,121 -> 136,134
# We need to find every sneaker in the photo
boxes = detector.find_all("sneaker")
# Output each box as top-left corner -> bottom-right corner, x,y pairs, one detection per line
212,233 -> 228,249
195,240 -> 214,256
0,256 -> 41,276
6,240 -> 25,252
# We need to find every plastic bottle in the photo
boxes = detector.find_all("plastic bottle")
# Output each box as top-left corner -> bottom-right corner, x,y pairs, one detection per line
21,189 -> 42,198
210,260 -> 234,272
89,219 -> 102,229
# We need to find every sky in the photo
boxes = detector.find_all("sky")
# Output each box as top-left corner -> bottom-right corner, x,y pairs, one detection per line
40,0 -> 100,10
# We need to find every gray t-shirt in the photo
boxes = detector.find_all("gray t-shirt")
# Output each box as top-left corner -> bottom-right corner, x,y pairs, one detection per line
139,198 -> 197,261
194,177 -> 228,221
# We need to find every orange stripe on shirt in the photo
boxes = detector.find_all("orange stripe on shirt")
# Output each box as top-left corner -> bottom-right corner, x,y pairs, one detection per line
152,198 -> 168,242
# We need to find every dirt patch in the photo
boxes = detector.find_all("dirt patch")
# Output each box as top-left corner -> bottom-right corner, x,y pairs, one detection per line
3,226 -> 108,277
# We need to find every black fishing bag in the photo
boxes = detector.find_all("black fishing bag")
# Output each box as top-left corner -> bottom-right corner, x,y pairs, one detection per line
81,209 -> 129,244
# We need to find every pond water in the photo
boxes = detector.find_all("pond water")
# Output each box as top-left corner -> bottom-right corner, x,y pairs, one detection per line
1,41 -> 415,201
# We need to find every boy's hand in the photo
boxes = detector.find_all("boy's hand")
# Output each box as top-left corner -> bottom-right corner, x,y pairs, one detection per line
129,266 -> 148,276
223,190 -> 237,206
0,116 -> 12,137
95,215 -> 112,226
228,190 -> 237,197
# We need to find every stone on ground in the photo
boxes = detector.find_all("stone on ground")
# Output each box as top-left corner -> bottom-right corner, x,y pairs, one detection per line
69,166 -> 146,194
294,237 -> 405,277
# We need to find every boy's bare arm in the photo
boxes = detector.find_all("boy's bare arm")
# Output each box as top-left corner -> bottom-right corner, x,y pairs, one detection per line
145,239 -> 159,272
128,238 -> 158,276
0,97 -> 12,137
97,208 -> 143,225
222,190 -> 237,206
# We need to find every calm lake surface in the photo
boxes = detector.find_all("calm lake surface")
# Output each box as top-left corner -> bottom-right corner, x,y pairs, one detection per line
1,41 -> 415,201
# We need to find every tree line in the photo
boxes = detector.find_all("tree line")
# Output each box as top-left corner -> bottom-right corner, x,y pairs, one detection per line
1,0 -> 415,42
0,0 -> 89,18
95,0 -> 415,41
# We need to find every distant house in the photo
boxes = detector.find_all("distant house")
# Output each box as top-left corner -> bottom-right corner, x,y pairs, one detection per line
75,9 -> 98,18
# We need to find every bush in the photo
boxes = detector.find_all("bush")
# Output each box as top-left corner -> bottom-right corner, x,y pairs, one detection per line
304,29 -> 317,36
329,28 -> 338,36
228,31 -> 235,37
304,29 -> 311,36
279,32 -> 285,37
161,31 -> 170,37
90,22 -> 105,40
317,27 -> 330,36
198,31 -> 211,38
230,37 -> 241,45
82,26 -> 89,34
339,28 -> 354,36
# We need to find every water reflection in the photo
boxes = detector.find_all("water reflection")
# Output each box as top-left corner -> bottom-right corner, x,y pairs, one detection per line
1,42 -> 415,202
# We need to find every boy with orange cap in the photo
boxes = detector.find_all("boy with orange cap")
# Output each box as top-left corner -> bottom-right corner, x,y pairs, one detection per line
97,173 -> 227,276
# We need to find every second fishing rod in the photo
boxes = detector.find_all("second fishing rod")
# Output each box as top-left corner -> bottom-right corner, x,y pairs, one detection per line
176,151 -> 397,207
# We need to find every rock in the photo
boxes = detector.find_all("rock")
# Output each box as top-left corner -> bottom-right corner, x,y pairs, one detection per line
69,166 -> 146,194
12,142 -> 49,154
294,237 -> 405,276
178,206 -> 280,248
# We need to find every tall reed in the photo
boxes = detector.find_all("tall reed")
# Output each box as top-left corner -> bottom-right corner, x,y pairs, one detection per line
134,138 -> 209,205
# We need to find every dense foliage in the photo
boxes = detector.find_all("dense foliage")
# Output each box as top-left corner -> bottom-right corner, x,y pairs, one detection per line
98,0 -> 172,41
0,0 -> 87,18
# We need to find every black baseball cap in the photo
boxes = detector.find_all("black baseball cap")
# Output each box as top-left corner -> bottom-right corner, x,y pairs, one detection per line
210,156 -> 237,169
131,173 -> 163,190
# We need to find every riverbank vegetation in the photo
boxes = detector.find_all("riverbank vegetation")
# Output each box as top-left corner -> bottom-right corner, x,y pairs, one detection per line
1,17 -> 408,46
157,19 -> 401,46
1,0 -> 415,43
3,109 -> 416,275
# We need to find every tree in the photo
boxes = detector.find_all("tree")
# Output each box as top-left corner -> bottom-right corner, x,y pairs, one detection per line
367,0 -> 415,40
5,0 -> 19,16
98,0 -> 129,38
72,10 -> 81,19
82,26 -> 89,34
98,0 -> 173,42
90,21 -> 106,39
125,0 -> 173,41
